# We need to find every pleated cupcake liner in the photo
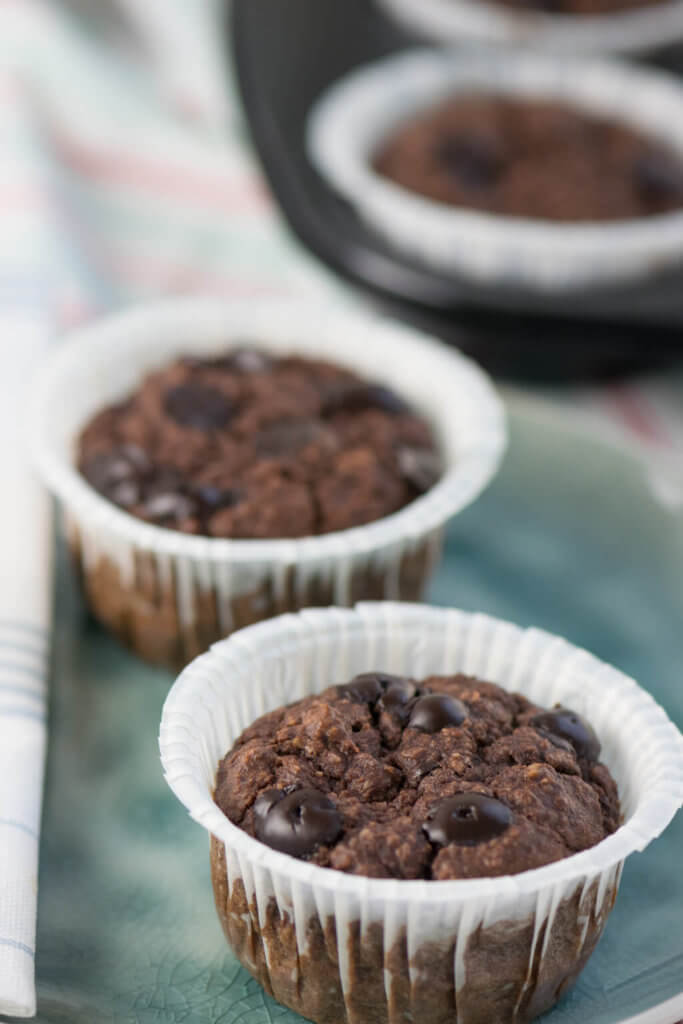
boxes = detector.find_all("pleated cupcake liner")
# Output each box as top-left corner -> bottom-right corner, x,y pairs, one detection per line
377,0 -> 683,56
160,603 -> 683,1023
31,299 -> 505,668
308,49 -> 683,292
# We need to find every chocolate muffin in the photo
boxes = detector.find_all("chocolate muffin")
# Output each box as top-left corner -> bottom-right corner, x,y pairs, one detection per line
215,671 -> 619,879
374,94 -> 683,222
77,349 -> 441,539
487,0 -> 666,15
161,599 -> 683,1024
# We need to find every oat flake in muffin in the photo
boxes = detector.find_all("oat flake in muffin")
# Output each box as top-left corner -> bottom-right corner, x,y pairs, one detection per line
77,349 -> 442,539
215,670 -> 620,879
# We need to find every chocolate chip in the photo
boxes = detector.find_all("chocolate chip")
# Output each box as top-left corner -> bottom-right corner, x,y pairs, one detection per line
408,693 -> 467,733
81,445 -> 152,499
338,674 -> 384,704
179,355 -> 210,370
108,479 -> 141,508
82,452 -> 133,491
634,151 -> 683,204
143,468 -> 184,499
253,787 -> 342,858
193,484 -> 242,511
337,673 -> 420,722
224,347 -> 273,374
119,444 -> 152,474
141,491 -> 197,524
377,677 -> 419,719
323,383 -> 410,417
531,0 -> 569,12
396,446 -> 442,493
436,136 -> 504,190
423,793 -> 512,847
164,384 -> 235,430
338,671 -> 408,705
255,419 -> 334,457
364,385 -> 411,415
530,707 -> 600,762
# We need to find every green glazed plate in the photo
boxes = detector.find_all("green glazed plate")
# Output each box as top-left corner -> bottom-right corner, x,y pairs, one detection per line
23,399 -> 683,1024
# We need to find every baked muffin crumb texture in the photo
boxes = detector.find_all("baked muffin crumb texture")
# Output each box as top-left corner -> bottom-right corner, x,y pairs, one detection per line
374,94 -> 683,222
215,671 -> 620,880
77,350 -> 441,539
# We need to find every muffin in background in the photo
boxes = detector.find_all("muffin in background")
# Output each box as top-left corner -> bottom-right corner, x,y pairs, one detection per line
76,349 -> 442,539
373,93 -> 683,223
376,0 -> 683,56
32,299 -> 505,668
308,49 -> 683,291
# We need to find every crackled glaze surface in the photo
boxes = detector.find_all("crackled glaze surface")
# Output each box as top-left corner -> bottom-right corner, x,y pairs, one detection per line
36,407 -> 683,1024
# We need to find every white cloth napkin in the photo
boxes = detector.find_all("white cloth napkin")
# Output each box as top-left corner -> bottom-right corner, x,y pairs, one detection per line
0,0 -> 682,1017
0,41 -> 58,1015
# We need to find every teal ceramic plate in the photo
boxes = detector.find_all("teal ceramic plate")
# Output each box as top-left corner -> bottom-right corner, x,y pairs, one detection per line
26,400 -> 683,1024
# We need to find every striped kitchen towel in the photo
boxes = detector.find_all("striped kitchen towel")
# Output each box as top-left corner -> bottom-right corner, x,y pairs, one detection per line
0,43 -> 64,1017
533,374 -> 683,509
0,304 -> 53,1018
0,0 -> 343,1015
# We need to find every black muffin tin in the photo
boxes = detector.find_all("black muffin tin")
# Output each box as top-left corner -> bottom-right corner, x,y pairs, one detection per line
230,0 -> 683,380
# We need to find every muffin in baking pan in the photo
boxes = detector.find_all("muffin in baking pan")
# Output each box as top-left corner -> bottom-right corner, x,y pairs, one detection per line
308,49 -> 683,290
376,0 -> 683,56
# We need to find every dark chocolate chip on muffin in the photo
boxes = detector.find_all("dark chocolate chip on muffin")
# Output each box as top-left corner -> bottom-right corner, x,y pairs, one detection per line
214,672 -> 620,879
77,349 -> 441,539
374,94 -> 683,222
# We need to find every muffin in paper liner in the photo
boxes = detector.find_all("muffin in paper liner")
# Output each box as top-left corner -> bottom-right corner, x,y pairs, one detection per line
307,49 -> 683,293
160,603 -> 683,1024
30,298 -> 505,669
376,0 -> 683,55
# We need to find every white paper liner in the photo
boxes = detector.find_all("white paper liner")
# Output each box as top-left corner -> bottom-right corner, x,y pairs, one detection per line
307,50 -> 683,292
30,299 -> 505,664
160,603 -> 683,1020
377,0 -> 683,55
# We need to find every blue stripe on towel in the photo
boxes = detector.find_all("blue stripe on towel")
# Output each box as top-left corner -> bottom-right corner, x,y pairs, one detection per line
0,640 -> 47,660
0,660 -> 46,680
0,706 -> 47,724
0,684 -> 45,702
0,621 -> 48,640
0,819 -> 39,841
0,937 -> 35,958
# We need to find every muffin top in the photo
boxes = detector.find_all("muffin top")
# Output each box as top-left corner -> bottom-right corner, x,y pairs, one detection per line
215,671 -> 620,880
76,348 -> 440,539
484,0 -> 666,16
374,94 -> 683,222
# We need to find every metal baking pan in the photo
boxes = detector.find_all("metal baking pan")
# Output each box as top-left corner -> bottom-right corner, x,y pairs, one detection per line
230,0 -> 683,379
